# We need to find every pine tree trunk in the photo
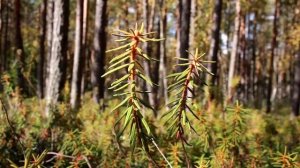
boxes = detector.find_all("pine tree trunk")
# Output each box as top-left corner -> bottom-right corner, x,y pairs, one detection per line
37,0 -> 47,99
0,0 -> 2,75
208,0 -> 222,99
14,0 -> 26,93
80,0 -> 89,98
45,0 -> 69,116
91,0 -> 107,104
292,47 -> 300,117
227,0 -> 241,102
142,0 -> 156,110
251,12 -> 257,101
2,0 -> 9,73
70,0 -> 84,110
179,0 -> 191,71
159,0 -> 168,107
176,0 -> 182,61
45,0 -> 54,95
266,0 -> 280,113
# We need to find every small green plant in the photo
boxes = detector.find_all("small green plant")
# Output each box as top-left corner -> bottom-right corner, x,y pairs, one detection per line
271,147 -> 299,168
102,23 -> 161,155
162,49 -> 213,167
8,149 -> 48,168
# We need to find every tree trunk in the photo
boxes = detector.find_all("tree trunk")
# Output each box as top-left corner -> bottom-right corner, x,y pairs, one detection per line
91,0 -> 107,104
266,0 -> 280,113
70,0 -> 84,110
0,0 -> 3,75
2,0 -> 9,73
45,0 -> 69,116
45,0 -> 54,95
159,0 -> 168,107
80,0 -> 89,98
292,47 -> 300,117
142,0 -> 156,111
208,0 -> 222,99
14,0 -> 26,93
37,0 -> 47,99
251,12 -> 257,102
178,0 -> 191,71
227,0 -> 241,102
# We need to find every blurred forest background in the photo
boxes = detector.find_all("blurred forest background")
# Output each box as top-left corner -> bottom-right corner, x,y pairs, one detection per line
0,0 -> 300,167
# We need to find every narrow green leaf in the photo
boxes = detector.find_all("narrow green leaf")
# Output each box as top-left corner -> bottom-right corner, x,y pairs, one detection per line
109,50 -> 131,63
167,78 -> 185,90
141,117 -> 151,135
106,43 -> 131,53
133,99 -> 141,110
186,104 -> 200,120
176,68 -> 190,80
101,63 -> 130,77
113,83 -> 129,92
108,56 -> 129,69
175,57 -> 190,61
111,97 -> 130,113
111,74 -> 130,86
166,72 -> 182,79
113,92 -> 130,97
137,71 -> 153,87
124,106 -> 133,127
182,110 -> 187,126
115,29 -> 132,35
177,63 -> 190,66
128,62 -> 135,72
138,97 -> 155,111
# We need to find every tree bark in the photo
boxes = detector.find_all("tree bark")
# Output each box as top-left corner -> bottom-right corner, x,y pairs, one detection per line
174,0 -> 191,74
208,0 -> 222,99
91,0 -> 107,104
292,46 -> 300,117
142,0 -> 156,110
2,0 -> 9,73
0,0 -> 2,75
14,0 -> 26,93
37,0 -> 47,99
227,0 -> 241,102
45,0 -> 69,116
70,0 -> 84,110
45,0 -> 54,95
179,0 -> 191,71
159,0 -> 168,107
266,0 -> 280,113
80,0 -> 89,98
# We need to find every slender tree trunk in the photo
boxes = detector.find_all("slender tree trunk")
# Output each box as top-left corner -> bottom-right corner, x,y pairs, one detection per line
0,0 -> 2,74
37,0 -> 47,99
70,0 -> 84,110
292,46 -> 300,117
266,0 -> 280,113
14,0 -> 26,93
239,14 -> 246,101
45,0 -> 69,116
176,0 -> 182,60
208,0 -> 222,99
251,12 -> 257,101
142,0 -> 157,111
2,0 -> 9,73
179,0 -> 191,71
45,0 -> 54,95
227,0 -> 241,102
80,0 -> 89,98
91,0 -> 107,104
189,0 -> 196,49
159,0 -> 168,107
